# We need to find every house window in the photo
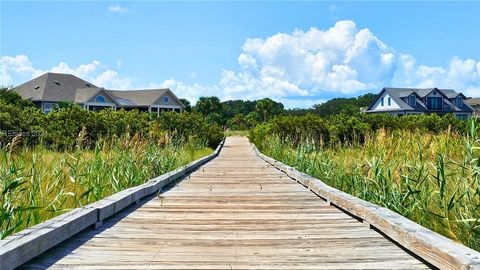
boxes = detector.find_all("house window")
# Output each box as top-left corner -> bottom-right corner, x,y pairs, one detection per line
43,102 -> 57,113
408,95 -> 416,106
426,97 -> 443,110
387,97 -> 391,106
380,97 -> 384,106
95,95 -> 106,103
163,96 -> 169,104
456,96 -> 463,108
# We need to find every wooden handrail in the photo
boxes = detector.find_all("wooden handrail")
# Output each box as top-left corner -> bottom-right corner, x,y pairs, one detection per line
0,139 -> 225,270
252,144 -> 480,270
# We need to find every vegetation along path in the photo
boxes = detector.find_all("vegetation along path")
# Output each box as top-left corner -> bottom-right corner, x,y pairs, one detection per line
21,137 -> 430,269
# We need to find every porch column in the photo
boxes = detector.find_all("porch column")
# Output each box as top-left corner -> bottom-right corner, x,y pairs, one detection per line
157,107 -> 159,116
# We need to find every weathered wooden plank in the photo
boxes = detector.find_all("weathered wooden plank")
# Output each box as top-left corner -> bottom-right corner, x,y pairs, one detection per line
0,139 -> 225,270
18,137 -> 430,269
253,143 -> 480,270
0,206 -> 97,270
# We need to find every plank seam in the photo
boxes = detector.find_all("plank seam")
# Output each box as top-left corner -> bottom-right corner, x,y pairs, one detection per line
0,138 -> 226,270
252,143 -> 480,270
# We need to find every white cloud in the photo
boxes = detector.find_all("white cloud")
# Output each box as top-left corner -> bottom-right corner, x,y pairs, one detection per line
0,55 -> 132,90
216,20 -> 480,106
220,20 -> 397,100
0,55 -> 43,85
108,4 -> 128,14
392,56 -> 480,97
93,70 -> 132,90
154,79 -> 220,104
2,20 -> 480,108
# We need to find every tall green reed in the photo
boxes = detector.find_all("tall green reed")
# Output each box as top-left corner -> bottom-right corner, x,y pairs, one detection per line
0,131 -> 212,239
259,121 -> 480,251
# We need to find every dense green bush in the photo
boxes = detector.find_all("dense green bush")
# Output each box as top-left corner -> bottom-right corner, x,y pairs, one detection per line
0,103 -> 224,150
152,111 -> 224,148
250,113 -> 468,148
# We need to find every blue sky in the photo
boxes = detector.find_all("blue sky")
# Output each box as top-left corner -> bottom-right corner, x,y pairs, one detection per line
1,1 -> 479,108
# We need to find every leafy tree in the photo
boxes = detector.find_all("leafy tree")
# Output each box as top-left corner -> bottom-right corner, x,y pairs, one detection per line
221,100 -> 256,119
246,112 -> 260,129
227,114 -> 248,130
313,93 -> 376,116
0,87 -> 34,108
195,96 -> 222,116
179,98 -> 192,112
284,108 -> 315,116
255,98 -> 284,122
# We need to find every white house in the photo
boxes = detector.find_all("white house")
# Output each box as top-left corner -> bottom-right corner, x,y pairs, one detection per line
11,72 -> 185,114
365,87 -> 473,118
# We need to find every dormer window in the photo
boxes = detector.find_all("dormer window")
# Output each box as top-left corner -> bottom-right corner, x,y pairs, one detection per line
408,95 -> 416,106
95,95 -> 106,103
455,96 -> 463,108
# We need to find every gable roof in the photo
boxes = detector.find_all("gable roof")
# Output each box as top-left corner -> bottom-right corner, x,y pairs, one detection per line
109,89 -> 168,106
12,73 -> 185,109
12,72 -> 97,102
75,87 -> 119,105
109,89 -> 185,108
75,88 -> 185,108
366,87 -> 473,113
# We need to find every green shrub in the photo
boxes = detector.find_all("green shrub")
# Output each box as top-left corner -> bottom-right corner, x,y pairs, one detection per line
152,112 -> 224,148
250,113 -> 468,148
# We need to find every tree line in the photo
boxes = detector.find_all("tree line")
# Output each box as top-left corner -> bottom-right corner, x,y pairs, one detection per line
182,93 -> 376,130
0,88 -> 224,150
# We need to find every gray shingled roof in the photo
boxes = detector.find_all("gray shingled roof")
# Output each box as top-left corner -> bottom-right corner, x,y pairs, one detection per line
12,73 -> 185,109
75,87 -> 104,103
366,87 -> 474,113
467,98 -> 480,106
12,73 -> 97,102
109,89 -> 170,106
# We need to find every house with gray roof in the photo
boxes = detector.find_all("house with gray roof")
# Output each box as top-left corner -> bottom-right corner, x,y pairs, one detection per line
11,72 -> 185,114
466,98 -> 480,116
365,87 -> 473,118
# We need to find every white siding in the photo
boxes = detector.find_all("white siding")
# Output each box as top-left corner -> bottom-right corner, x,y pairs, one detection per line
370,93 -> 400,111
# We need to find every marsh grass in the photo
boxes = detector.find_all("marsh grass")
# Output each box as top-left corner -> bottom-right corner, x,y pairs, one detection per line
0,133 -> 212,239
258,120 -> 480,251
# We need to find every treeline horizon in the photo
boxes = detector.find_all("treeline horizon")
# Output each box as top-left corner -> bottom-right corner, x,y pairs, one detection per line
182,93 -> 376,129
2,86 -> 377,131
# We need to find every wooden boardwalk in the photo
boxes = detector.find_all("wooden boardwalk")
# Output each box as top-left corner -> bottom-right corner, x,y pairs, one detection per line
21,137 -> 430,269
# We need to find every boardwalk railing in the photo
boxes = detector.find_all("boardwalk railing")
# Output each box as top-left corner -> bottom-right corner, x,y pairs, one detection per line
0,139 -> 225,270
252,144 -> 480,270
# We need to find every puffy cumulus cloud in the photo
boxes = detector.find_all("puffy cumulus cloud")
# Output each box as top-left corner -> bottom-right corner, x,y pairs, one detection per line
3,20 -> 480,109
0,55 -> 132,90
49,60 -> 101,78
217,20 -> 480,107
93,70 -> 132,90
154,79 -> 220,104
393,56 -> 480,97
0,55 -> 43,85
221,20 -> 397,100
